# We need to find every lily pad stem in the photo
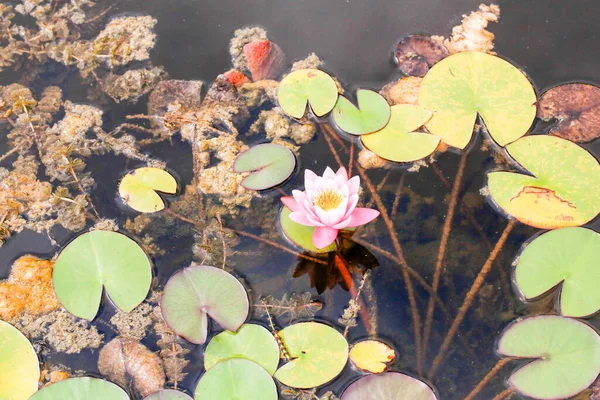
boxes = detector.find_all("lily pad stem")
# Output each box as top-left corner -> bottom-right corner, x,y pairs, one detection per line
492,387 -> 516,400
464,357 -> 515,400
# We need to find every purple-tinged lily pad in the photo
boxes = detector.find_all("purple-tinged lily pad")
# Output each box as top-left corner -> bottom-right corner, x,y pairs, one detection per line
233,144 -> 296,190
161,264 -> 249,344
341,372 -> 437,400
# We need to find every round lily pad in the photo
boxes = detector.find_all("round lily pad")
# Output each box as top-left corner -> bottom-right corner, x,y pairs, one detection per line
418,51 -> 536,149
233,144 -> 296,190
145,389 -> 193,400
349,339 -> 396,374
341,372 -> 437,400
280,206 -> 336,253
53,230 -> 152,320
194,358 -> 277,400
361,104 -> 439,163
204,323 -> 280,375
497,315 -> 600,399
30,377 -> 129,400
274,322 -> 348,388
331,89 -> 391,135
161,264 -> 249,344
277,69 -> 339,118
487,135 -> 600,229
514,227 -> 600,318
0,321 -> 39,400
119,167 -> 177,213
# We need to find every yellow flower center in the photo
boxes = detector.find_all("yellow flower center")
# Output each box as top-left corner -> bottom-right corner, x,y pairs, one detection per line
314,189 -> 344,211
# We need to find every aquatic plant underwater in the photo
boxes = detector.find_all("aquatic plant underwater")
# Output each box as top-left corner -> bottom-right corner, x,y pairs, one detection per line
2,1 -> 600,399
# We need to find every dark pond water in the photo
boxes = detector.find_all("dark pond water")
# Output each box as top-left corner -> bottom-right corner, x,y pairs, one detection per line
2,0 -> 600,399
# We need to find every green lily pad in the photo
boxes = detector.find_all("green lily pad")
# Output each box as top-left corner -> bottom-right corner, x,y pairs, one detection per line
514,227 -> 600,318
361,104 -> 439,163
418,51 -> 536,149
53,230 -> 152,320
29,377 -> 129,400
332,89 -> 391,135
487,135 -> 600,229
277,69 -> 339,118
497,315 -> 600,399
204,323 -> 280,375
119,167 -> 177,213
194,358 -> 277,400
274,322 -> 348,388
0,320 -> 39,400
161,264 -> 249,344
280,206 -> 336,253
145,389 -> 193,400
341,372 -> 437,400
233,144 -> 296,190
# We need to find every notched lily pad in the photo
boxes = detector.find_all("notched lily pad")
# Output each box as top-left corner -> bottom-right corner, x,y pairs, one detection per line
487,135 -> 600,229
394,35 -> 449,77
361,104 -> 439,163
331,89 -> 391,135
53,230 -> 152,320
349,339 -> 396,374
515,227 -> 600,318
233,144 -> 296,190
161,264 -> 249,344
280,206 -> 336,253
341,372 -> 437,400
0,320 -> 39,400
119,167 -> 177,213
498,315 -> 600,399
537,83 -> 600,143
194,358 -> 277,400
418,51 -> 536,149
145,389 -> 193,400
30,377 -> 129,400
277,69 -> 339,118
274,322 -> 348,388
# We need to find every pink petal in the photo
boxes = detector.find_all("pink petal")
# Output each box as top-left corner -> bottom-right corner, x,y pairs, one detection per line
347,176 -> 360,195
336,167 -> 349,181
305,169 -> 318,190
332,217 -> 351,230
281,196 -> 301,212
344,193 -> 359,218
289,211 -> 316,226
323,167 -> 336,179
347,208 -> 380,227
313,226 -> 339,249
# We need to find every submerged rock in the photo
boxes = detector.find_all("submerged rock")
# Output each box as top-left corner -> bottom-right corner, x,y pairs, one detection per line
224,69 -> 251,88
380,76 -> 422,105
243,40 -> 286,81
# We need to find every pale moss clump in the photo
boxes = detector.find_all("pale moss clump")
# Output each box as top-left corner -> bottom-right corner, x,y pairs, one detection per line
110,302 -> 154,341
229,26 -> 268,70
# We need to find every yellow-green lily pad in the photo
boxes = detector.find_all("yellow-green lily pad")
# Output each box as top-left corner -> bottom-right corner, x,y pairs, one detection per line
274,322 -> 348,388
280,206 -> 336,253
29,377 -> 129,400
361,104 -> 439,163
487,135 -> 600,229
0,320 -> 39,400
498,315 -> 600,399
418,51 -> 536,149
119,167 -> 177,213
277,69 -> 339,118
145,389 -> 193,400
332,89 -> 391,135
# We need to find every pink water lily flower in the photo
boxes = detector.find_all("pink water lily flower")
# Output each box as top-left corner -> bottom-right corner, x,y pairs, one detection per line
281,166 -> 380,249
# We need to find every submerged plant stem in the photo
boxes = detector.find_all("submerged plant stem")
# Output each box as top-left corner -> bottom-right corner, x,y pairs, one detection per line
0,147 -> 18,163
348,140 -> 355,177
391,173 -> 406,219
464,357 -> 515,400
423,153 -> 467,361
492,387 -> 516,400
428,219 -> 517,379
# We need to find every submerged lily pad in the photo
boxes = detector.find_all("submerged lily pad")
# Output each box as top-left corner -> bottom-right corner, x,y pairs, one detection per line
341,372 -> 437,400
0,320 -> 39,400
204,323 -> 280,375
497,315 -> 600,399
418,51 -> 536,149
145,390 -> 193,400
331,89 -> 391,135
514,227 -> 600,317
537,83 -> 600,143
161,264 -> 249,344
233,144 -> 296,190
274,322 -> 348,388
394,35 -> 449,77
53,230 -> 152,320
30,377 -> 129,400
195,358 -> 277,400
277,69 -> 339,118
349,339 -> 396,374
487,135 -> 600,229
119,167 -> 177,213
280,206 -> 336,253
361,104 -> 439,163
